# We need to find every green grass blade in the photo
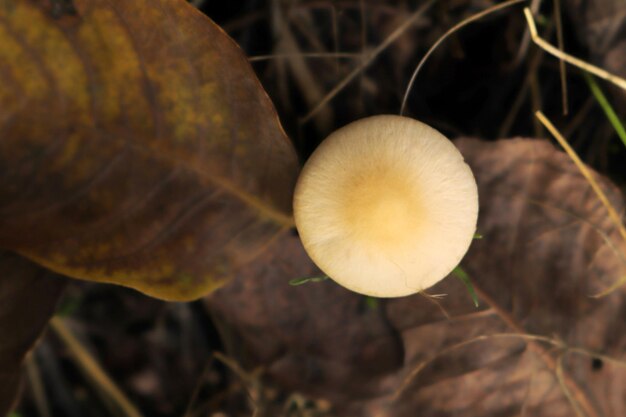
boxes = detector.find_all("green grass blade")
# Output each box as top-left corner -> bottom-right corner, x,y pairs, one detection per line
364,296 -> 379,310
289,276 -> 329,286
583,71 -> 626,149
452,266 -> 479,307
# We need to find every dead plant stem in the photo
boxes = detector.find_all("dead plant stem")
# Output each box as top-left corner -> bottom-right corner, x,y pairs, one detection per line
300,0 -> 437,124
400,0 -> 526,116
524,8 -> 626,91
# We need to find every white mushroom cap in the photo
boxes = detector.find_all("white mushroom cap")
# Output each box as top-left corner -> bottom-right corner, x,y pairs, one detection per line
293,115 -> 478,297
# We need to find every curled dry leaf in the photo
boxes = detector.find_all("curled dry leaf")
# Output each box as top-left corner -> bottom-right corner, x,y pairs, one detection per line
0,0 -> 298,301
0,251 -> 65,417
207,137 -> 626,416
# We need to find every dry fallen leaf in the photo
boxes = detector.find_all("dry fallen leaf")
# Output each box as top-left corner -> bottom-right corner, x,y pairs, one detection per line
378,137 -> 626,417
207,137 -> 626,417
208,229 -> 404,403
0,251 -> 65,417
0,0 -> 298,301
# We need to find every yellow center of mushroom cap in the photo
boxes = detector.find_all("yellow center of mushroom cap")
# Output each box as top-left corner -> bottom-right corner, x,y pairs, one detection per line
341,172 -> 422,248
293,115 -> 479,298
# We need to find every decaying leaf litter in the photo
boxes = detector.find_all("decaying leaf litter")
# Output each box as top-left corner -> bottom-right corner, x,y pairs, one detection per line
2,0 -> 626,416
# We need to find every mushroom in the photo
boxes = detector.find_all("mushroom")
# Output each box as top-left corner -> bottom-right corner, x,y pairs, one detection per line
293,115 -> 479,297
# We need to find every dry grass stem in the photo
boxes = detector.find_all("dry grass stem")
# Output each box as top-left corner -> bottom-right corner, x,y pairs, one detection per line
400,0 -> 527,116
524,8 -> 626,91
534,111 -> 626,244
249,52 -> 361,62
300,0 -> 437,124
591,274 -> 626,298
507,0 -> 542,70
530,70 -> 544,136
524,197 -> 626,273
554,0 -> 569,115
419,291 -> 451,319
25,354 -> 51,417
556,355 -> 588,417
272,1 -> 334,131
213,351 -> 265,412
50,317 -> 143,417
535,111 -> 626,296
393,331 -> 626,402
499,43 -> 549,137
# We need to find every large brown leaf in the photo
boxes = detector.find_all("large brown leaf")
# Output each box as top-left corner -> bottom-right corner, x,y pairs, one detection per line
207,137 -> 626,416
0,251 -> 65,417
0,0 -> 298,301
